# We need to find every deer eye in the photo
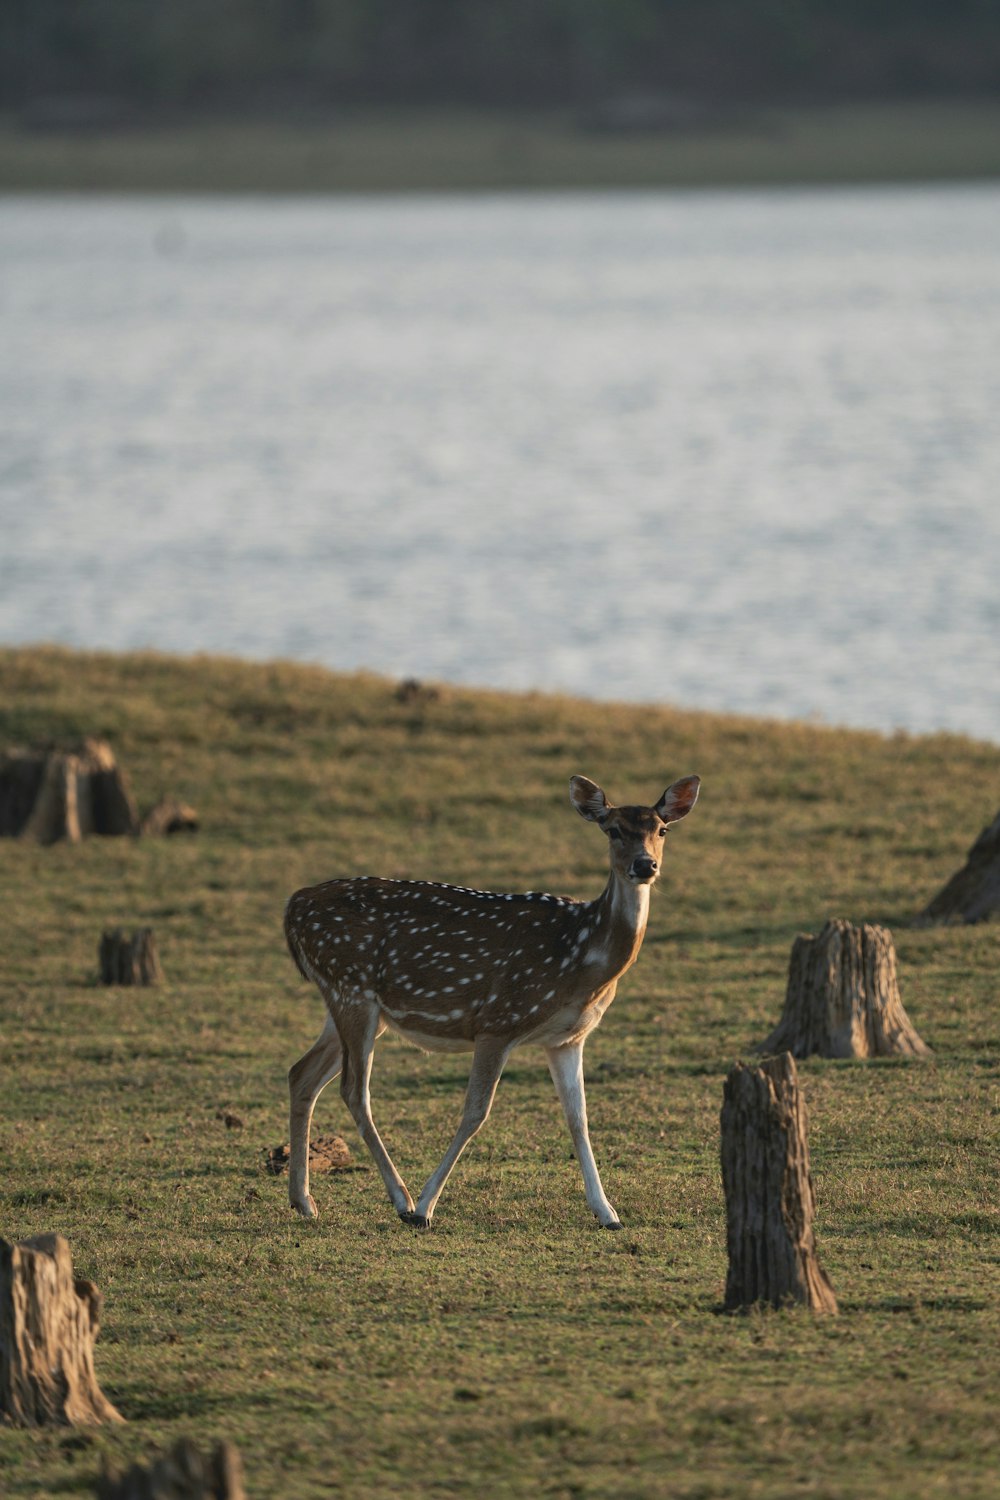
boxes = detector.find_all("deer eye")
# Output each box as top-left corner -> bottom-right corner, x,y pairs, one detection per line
657,826 -> 667,837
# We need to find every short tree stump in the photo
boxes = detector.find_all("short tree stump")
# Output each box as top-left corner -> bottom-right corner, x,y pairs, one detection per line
99,928 -> 163,985
915,809 -> 1000,926
98,1438 -> 246,1500
0,1233 -> 123,1426
0,739 -> 139,844
761,918 -> 930,1059
720,1052 -> 838,1314
140,797 -> 199,837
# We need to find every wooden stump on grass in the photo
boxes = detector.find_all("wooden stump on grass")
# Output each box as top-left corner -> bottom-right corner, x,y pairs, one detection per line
99,928 -> 163,985
761,919 -> 929,1059
914,810 -> 1000,926
97,1439 -> 246,1500
0,1233 -> 123,1426
140,797 -> 199,837
720,1052 -> 838,1314
0,740 -> 139,844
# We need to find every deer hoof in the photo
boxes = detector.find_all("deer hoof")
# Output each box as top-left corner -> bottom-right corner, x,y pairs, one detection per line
399,1210 -> 432,1230
599,1218 -> 623,1230
292,1194 -> 318,1219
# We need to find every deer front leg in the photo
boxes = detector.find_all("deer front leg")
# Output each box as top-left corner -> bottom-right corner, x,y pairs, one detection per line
288,1014 -> 343,1218
407,1034 -> 511,1229
339,1007 -> 415,1218
547,1041 -> 621,1229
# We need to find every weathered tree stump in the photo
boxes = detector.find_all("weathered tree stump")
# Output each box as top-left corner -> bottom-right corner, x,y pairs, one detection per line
761,919 -> 930,1059
140,797 -> 199,837
0,740 -> 139,844
914,810 -> 1000,926
720,1052 -> 838,1314
99,928 -> 163,985
97,1439 -> 246,1500
0,1233 -> 123,1426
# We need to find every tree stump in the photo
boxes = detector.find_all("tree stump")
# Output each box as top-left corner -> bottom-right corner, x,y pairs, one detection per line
99,928 -> 163,985
761,919 -> 930,1059
0,1233 -> 123,1426
914,810 -> 1000,926
97,1439 -> 246,1500
0,740 -> 139,844
720,1052 -> 838,1314
140,797 -> 199,837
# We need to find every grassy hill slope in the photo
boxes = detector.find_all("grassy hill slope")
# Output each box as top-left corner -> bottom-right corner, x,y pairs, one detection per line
0,646 -> 997,1498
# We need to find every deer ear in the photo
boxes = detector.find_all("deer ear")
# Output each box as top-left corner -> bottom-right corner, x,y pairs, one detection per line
569,776 -> 611,823
656,775 -> 700,824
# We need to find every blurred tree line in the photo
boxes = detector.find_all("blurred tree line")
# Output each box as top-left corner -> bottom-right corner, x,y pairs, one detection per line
2,0 -> 998,118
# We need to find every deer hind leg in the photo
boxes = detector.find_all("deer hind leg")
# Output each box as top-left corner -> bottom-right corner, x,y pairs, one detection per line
338,1003 -> 415,1219
546,1042 -> 621,1229
288,1013 -> 343,1218
409,1034 -> 511,1229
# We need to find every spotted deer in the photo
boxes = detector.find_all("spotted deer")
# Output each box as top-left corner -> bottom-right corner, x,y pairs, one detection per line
284,773 -> 700,1229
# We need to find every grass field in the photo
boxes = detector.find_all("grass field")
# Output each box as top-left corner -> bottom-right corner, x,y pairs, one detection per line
1,102 -> 1000,193
0,645 -> 997,1498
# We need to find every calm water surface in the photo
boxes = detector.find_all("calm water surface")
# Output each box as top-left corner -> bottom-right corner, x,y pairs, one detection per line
1,187 -> 998,739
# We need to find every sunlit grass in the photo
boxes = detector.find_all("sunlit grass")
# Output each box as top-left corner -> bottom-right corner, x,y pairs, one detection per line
0,644 -> 997,1498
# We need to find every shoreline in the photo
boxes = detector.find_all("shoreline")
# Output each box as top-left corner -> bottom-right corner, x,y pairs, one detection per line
2,101 -> 1000,194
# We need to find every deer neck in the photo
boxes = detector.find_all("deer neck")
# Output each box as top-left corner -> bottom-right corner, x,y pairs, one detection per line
586,872 -> 651,982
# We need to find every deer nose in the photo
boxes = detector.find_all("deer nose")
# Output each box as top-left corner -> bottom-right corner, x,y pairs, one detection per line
631,855 -> 658,881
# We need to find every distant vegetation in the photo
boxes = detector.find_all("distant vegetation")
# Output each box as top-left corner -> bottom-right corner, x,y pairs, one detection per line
4,3 -> 999,193
3,0 -> 999,122
3,101 -> 1000,192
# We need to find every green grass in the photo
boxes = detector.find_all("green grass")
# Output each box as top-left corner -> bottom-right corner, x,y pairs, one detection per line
1,102 -> 1000,193
0,644 -> 998,1498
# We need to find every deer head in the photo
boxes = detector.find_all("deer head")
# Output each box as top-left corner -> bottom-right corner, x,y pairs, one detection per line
569,774 -> 701,885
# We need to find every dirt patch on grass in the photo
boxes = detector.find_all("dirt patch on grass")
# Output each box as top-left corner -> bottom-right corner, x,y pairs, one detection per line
265,1135 -> 359,1175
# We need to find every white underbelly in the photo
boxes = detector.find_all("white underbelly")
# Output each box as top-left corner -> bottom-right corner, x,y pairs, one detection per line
522,993 -> 615,1048
381,1012 -> 476,1054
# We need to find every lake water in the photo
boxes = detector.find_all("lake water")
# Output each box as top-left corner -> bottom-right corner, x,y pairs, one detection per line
1,186 -> 998,741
